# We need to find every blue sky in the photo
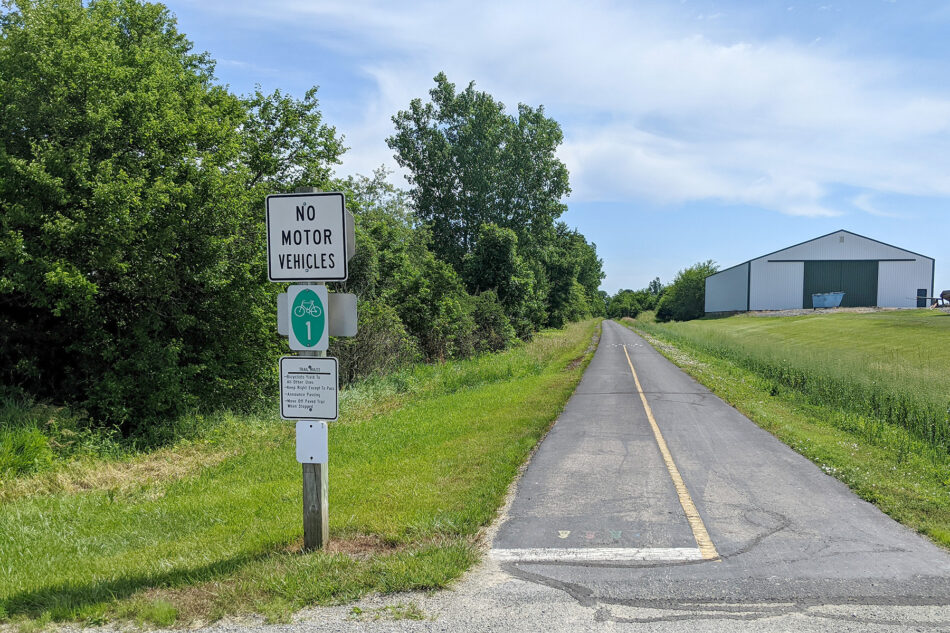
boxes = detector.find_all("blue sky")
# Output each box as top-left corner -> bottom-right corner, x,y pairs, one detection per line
168,0 -> 950,294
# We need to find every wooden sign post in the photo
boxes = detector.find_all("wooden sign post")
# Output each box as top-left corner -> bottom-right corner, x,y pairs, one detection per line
266,184 -> 357,552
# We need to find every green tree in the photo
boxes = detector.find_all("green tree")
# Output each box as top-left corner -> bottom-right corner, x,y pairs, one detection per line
387,72 -> 570,270
241,86 -> 344,192
542,223 -> 604,327
462,223 -> 544,338
607,290 -> 641,319
334,169 -> 478,362
607,287 -> 659,319
594,290 -> 610,317
0,0 -> 344,430
655,261 -> 718,322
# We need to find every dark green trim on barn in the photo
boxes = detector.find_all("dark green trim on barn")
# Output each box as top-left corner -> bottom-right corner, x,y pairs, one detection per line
769,258 -> 915,263
746,262 -> 751,312
802,261 -> 879,308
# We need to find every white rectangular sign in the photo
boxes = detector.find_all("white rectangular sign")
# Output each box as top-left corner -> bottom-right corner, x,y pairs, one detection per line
266,192 -> 348,282
279,356 -> 338,420
327,292 -> 358,337
296,421 -> 328,464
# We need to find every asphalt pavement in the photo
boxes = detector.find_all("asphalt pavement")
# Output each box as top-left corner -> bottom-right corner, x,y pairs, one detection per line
492,320 -> 950,606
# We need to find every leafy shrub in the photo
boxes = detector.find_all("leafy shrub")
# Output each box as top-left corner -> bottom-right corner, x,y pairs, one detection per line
463,223 -> 543,339
655,261 -> 718,322
547,280 -> 592,328
393,257 -> 477,361
471,291 -> 516,353
330,300 -> 420,384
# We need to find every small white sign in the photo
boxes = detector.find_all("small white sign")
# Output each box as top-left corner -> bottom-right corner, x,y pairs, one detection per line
266,192 -> 348,282
279,356 -> 338,420
286,285 -> 329,351
296,421 -> 328,464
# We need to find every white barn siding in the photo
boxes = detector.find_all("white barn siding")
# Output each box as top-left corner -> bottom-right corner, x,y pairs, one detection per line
761,231 -> 921,261
749,260 -> 804,310
877,259 -> 934,307
705,263 -> 748,312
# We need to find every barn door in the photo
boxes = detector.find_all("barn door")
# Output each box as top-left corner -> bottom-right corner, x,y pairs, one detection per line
803,261 -> 879,308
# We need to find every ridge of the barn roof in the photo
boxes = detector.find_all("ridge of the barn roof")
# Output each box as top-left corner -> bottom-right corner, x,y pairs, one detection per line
713,229 -> 933,274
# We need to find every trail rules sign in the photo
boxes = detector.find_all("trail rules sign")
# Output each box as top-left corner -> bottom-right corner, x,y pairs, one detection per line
266,192 -> 348,282
280,356 -> 338,420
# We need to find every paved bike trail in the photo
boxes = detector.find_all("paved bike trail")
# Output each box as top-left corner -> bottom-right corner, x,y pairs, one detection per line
491,319 -> 950,606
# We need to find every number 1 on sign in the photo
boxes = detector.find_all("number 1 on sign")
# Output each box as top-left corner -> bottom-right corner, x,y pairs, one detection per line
306,321 -> 311,339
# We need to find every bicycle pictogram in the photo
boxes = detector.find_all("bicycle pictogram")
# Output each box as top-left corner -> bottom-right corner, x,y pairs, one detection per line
294,299 -> 323,318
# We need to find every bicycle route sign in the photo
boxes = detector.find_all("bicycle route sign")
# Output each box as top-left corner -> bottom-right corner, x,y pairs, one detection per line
287,284 -> 328,351
279,356 -> 338,420
266,192 -> 348,282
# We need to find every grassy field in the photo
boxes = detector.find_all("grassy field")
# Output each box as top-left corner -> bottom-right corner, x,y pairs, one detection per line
0,319 -> 599,628
636,310 -> 950,451
623,310 -> 950,548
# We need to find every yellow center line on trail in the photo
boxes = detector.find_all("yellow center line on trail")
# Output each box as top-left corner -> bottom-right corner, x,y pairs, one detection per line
623,344 -> 720,561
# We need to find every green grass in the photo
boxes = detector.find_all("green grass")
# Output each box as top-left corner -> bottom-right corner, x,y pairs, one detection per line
620,311 -> 950,549
0,320 -> 600,627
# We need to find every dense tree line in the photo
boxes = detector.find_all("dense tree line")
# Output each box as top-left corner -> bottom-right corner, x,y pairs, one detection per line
0,0 -> 603,431
606,262 -> 718,323
606,278 -> 664,319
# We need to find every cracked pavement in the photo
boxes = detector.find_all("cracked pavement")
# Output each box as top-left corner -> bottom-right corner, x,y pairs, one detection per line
198,319 -> 950,632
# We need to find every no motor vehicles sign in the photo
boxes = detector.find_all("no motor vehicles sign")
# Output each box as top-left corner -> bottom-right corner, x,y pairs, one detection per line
266,192 -> 348,282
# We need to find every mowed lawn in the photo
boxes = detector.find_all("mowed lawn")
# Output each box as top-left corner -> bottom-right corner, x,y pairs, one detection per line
0,320 -> 599,626
691,310 -> 947,395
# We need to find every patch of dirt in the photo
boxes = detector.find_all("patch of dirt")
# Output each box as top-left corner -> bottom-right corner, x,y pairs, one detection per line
134,584 -> 236,627
282,534 -> 407,559
565,355 -> 585,370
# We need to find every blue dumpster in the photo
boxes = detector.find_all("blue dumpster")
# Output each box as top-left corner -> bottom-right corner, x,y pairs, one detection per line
812,291 -> 845,308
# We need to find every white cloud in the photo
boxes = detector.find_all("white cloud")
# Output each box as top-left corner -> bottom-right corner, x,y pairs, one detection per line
200,0 -> 950,218
852,192 -> 904,218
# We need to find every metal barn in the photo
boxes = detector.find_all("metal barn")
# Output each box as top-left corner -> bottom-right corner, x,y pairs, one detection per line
705,230 -> 935,313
